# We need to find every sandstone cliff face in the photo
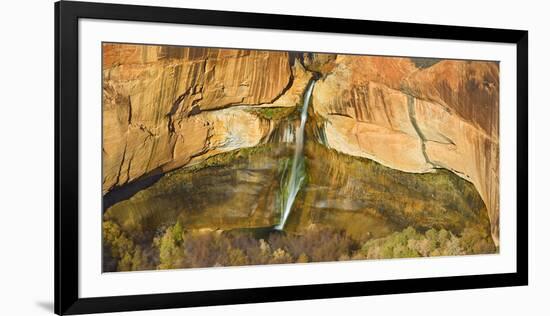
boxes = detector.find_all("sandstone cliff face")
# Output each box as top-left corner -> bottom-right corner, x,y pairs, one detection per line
309,55 -> 500,245
103,44 -> 499,246
404,60 -> 499,245
102,44 -> 311,193
105,142 -> 491,244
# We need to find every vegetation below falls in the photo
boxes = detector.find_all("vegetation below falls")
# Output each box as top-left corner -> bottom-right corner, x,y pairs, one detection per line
104,220 -> 496,272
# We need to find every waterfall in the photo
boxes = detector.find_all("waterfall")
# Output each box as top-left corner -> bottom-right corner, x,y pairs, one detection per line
275,79 -> 316,230
269,119 -> 296,143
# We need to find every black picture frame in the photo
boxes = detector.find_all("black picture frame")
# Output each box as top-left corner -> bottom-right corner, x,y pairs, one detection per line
55,1 -> 528,314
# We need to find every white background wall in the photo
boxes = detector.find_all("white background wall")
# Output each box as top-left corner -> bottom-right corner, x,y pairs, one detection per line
0,0 -> 546,315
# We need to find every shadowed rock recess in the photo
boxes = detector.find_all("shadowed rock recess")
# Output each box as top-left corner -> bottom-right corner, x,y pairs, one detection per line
102,44 -> 499,272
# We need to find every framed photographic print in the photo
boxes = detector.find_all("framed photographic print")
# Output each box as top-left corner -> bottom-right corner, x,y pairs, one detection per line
55,0 -> 528,314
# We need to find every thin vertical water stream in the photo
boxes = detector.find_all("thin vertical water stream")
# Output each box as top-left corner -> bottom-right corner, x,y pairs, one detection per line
275,79 -> 316,230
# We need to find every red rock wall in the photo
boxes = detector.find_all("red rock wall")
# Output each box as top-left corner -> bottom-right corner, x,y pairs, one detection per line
102,44 -> 309,193
310,55 -> 500,245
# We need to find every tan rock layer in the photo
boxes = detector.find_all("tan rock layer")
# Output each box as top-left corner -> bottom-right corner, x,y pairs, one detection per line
102,44 -> 309,193
403,60 -> 499,138
310,55 -> 500,245
103,45 -> 500,246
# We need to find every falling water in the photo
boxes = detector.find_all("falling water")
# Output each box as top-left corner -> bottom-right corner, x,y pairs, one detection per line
275,79 -> 316,230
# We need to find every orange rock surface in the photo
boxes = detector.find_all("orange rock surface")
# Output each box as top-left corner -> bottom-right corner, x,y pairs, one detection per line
102,44 -> 500,245
310,55 -> 500,245
102,44 -> 310,193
